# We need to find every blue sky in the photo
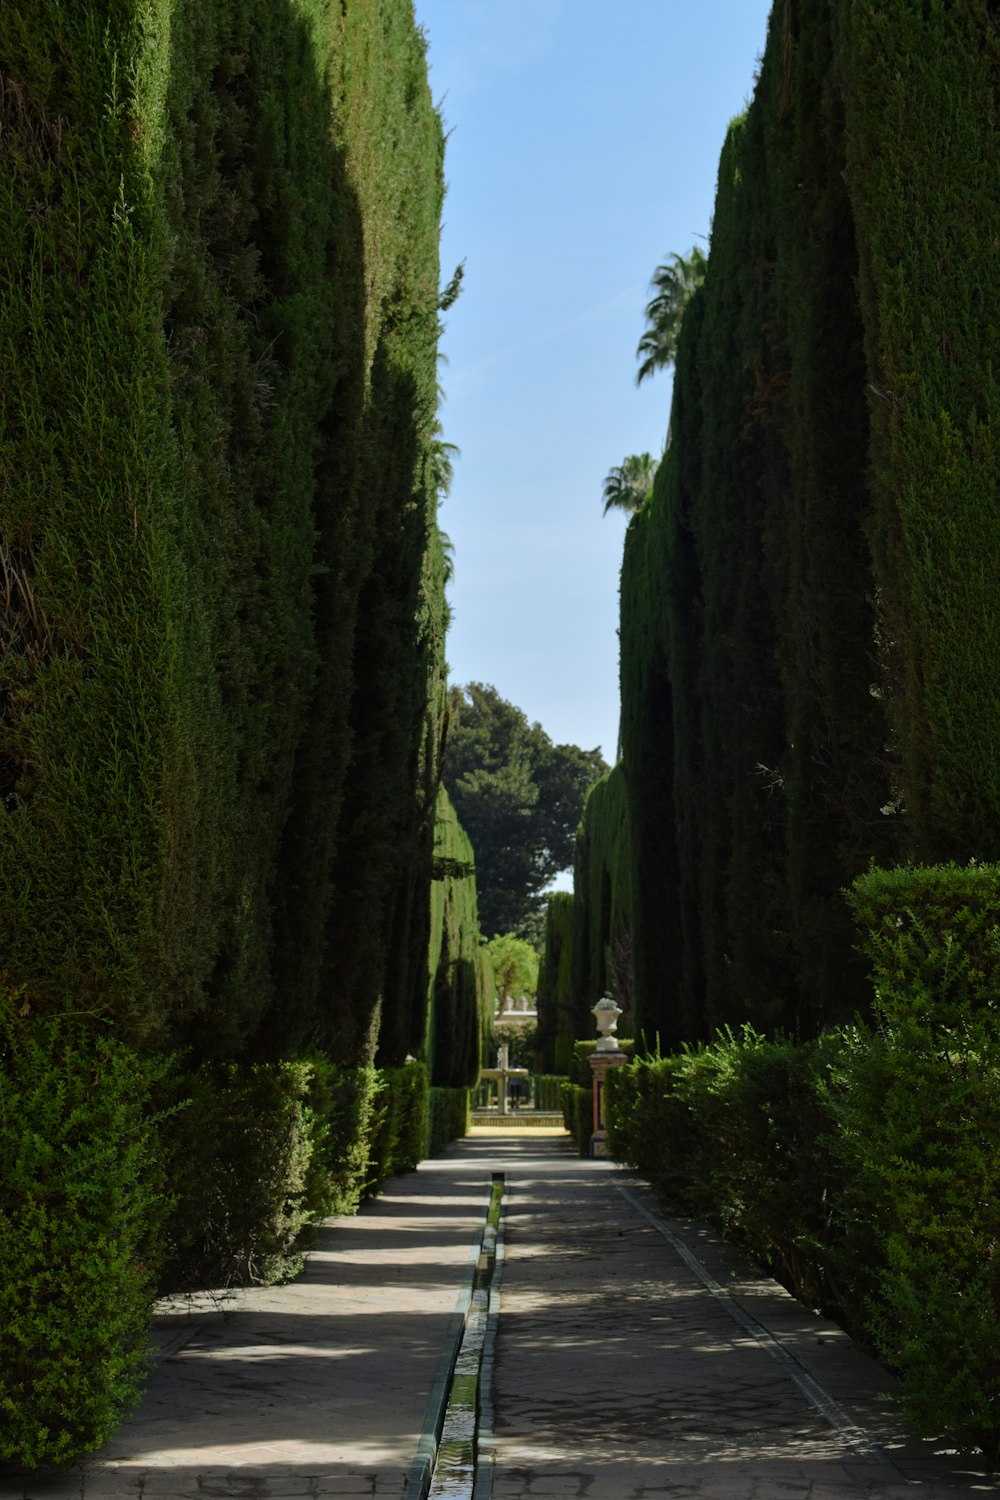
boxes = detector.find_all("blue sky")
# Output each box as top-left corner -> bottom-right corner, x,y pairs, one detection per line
416,1 -> 775,768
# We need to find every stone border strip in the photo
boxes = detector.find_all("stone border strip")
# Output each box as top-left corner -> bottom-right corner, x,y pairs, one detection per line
405,1173 -> 506,1500
616,1183 -> 902,1472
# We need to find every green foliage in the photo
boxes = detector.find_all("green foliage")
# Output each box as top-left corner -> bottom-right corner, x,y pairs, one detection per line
832,3 -> 1000,863
443,682 -> 607,939
535,892 -> 576,1072
532,1073 -> 568,1111
635,246 -> 707,384
616,0 -> 924,1046
0,0 -> 451,1458
158,1059 -> 319,1291
0,0 -> 176,1041
426,785 -> 487,1088
269,0 -> 449,1068
572,766 -> 636,1032
367,1063 -> 430,1187
600,453 -> 657,516
485,932 -> 539,1012
304,1060 -> 382,1221
605,1031 -> 841,1313
618,484 -> 690,1047
848,862 -> 1000,1016
428,1086 -> 470,1156
0,1003 -> 166,1467
768,0 -> 896,1024
0,0 -> 447,1067
836,862 -> 1000,1455
559,1081 -> 593,1156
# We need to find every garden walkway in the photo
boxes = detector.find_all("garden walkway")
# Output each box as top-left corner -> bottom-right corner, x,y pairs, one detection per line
2,1133 -> 993,1500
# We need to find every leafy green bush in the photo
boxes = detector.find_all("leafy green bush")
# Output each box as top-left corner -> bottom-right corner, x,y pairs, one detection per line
159,1060 -> 318,1291
428,1086 -> 469,1156
837,863 -> 1000,1456
302,1061 -> 381,1221
161,1056 -> 429,1279
0,1002 -> 166,1467
367,1064 -> 430,1188
532,1073 -> 567,1112
560,1081 -> 592,1155
605,1030 -> 845,1314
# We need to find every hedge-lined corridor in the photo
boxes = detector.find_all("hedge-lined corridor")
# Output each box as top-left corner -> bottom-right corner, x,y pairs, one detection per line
0,0 -> 485,1465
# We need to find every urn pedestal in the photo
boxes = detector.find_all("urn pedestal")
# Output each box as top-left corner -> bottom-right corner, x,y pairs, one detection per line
588,996 -> 627,1158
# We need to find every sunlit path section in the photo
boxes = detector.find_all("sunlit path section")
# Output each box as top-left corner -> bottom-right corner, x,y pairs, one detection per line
4,1135 -> 995,1500
483,1137 -> 992,1500
3,1152 -> 500,1499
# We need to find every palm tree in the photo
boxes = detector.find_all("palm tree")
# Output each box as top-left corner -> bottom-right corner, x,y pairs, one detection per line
429,421 -> 459,497
439,528 -> 455,585
601,453 -> 657,516
635,246 -> 707,385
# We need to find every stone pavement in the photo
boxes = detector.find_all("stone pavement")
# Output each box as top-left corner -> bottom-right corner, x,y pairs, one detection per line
484,1136 -> 995,1499
1,1132 -> 995,1500
0,1149 -> 499,1500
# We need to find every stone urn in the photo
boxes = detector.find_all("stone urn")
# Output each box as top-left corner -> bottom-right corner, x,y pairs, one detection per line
592,995 -> 623,1052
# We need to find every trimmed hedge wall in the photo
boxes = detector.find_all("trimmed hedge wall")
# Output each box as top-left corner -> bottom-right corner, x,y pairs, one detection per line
1,0 -> 447,1049
612,0 -> 1000,1050
426,785 -> 489,1089
560,1081 -> 593,1157
571,766 -> 635,1034
535,891 -> 576,1073
428,1086 -> 471,1158
833,4 -> 1000,864
159,1059 -> 322,1292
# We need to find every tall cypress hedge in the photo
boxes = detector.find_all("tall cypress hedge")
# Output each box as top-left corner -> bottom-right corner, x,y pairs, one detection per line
768,0 -> 896,1026
0,0 -> 452,1462
614,0 -> 1000,1046
426,784 -> 488,1090
0,1 -> 176,1042
535,891 -> 576,1073
570,766 -> 635,1032
832,1 -> 1000,862
0,0 -> 446,1056
618,490 -> 687,1048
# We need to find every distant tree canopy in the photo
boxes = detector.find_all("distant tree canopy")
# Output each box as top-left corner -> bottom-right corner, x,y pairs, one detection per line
485,933 -> 539,1013
442,683 -> 607,940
